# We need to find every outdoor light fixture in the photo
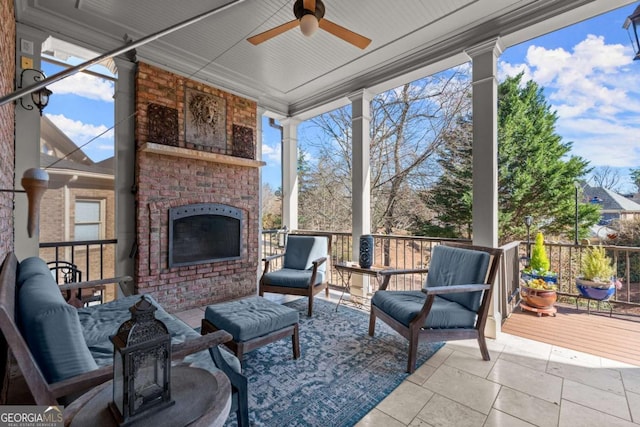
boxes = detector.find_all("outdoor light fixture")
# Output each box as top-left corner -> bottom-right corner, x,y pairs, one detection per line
0,168 -> 49,238
574,181 -> 581,246
110,296 -> 173,425
18,69 -> 52,115
299,10 -> 319,36
623,5 -> 640,61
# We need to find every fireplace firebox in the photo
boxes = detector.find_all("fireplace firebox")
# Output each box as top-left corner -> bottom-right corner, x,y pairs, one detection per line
168,203 -> 242,268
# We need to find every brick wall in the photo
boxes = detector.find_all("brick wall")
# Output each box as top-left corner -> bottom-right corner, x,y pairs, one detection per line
135,63 -> 259,312
0,0 -> 15,260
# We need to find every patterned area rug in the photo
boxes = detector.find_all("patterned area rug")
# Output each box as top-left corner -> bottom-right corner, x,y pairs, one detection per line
224,298 -> 444,427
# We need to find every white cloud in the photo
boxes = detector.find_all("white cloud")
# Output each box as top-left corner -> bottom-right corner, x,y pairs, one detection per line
498,61 -> 532,82
262,142 -> 281,164
45,113 -> 113,144
48,72 -> 113,102
500,33 -> 640,173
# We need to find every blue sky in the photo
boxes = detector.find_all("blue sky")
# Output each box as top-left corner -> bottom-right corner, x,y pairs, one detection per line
262,3 -> 640,193
41,3 -> 639,192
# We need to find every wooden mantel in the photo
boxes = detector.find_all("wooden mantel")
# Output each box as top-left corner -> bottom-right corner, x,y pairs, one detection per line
141,142 -> 266,168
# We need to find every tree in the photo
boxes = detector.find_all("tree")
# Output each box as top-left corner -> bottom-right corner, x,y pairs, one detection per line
302,68 -> 471,239
423,73 -> 600,243
631,168 -> 640,192
416,117 -> 473,238
298,149 -> 352,231
590,166 -> 621,191
261,183 -> 282,229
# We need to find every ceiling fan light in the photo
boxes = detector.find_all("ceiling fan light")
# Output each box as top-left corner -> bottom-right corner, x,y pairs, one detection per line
299,14 -> 318,37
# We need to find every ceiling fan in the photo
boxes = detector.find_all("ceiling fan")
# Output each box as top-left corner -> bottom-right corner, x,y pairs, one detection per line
247,0 -> 371,49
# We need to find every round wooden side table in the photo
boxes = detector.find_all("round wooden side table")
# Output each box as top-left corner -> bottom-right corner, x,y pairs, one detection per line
64,365 -> 231,427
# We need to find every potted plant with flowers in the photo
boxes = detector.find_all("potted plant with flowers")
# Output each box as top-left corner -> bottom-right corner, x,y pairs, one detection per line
576,245 -> 621,301
520,232 -> 557,310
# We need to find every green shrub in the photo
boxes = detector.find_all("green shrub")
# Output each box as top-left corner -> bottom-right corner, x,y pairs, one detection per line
580,245 -> 615,282
530,232 -> 550,273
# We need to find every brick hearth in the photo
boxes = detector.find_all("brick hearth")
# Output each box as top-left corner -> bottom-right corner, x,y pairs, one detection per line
134,63 -> 261,312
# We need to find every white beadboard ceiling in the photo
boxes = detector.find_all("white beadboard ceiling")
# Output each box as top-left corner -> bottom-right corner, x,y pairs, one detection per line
15,0 -> 636,117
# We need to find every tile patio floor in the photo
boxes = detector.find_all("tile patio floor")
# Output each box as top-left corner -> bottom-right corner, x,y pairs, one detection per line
174,293 -> 640,427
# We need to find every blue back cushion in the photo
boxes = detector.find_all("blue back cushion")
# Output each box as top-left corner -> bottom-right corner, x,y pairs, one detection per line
425,246 -> 490,311
283,236 -> 328,273
17,256 -> 54,289
18,257 -> 98,383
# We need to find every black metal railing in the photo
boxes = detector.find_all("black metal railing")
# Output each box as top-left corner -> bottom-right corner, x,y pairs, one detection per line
513,241 -> 640,308
260,229 -> 470,290
39,239 -> 117,282
261,230 -> 640,319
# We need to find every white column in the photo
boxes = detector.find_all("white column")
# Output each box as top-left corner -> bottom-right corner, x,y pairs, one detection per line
349,89 -> 373,298
14,24 -> 49,259
281,118 -> 300,231
466,38 -> 503,338
113,56 -> 137,295
256,108 -> 266,286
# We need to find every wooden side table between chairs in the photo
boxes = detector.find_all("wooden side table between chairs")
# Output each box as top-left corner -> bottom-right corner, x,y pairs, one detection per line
63,365 -> 231,427
333,262 -> 429,311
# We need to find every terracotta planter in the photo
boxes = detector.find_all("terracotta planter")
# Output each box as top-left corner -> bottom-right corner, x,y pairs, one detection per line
520,285 -> 557,309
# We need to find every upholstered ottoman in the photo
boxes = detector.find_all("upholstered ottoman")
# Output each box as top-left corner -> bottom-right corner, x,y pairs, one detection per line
201,296 -> 300,362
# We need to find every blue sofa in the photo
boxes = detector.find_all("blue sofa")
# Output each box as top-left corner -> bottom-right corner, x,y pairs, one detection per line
1,254 -> 248,425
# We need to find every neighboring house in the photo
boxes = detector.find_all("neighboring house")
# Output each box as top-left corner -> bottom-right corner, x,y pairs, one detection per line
38,115 -> 115,285
582,184 -> 640,226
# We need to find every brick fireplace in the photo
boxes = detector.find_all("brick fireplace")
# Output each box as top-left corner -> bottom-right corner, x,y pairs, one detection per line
134,63 -> 262,312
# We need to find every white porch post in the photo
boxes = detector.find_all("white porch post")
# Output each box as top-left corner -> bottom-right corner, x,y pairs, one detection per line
281,118 -> 300,231
113,56 -> 136,292
256,108 -> 266,285
466,38 -> 503,338
349,89 -> 373,298
14,24 -> 49,259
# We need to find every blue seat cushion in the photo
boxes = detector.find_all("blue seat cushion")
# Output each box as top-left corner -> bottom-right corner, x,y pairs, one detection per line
18,257 -> 98,383
77,294 -> 241,375
283,235 -> 328,274
425,246 -> 490,311
205,296 -> 299,342
261,268 -> 326,289
371,290 -> 477,329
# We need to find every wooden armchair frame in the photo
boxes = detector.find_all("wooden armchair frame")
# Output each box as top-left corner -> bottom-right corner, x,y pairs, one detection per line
369,243 -> 503,373
259,235 -> 330,316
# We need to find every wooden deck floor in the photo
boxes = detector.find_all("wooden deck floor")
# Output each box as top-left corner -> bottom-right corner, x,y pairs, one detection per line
502,303 -> 640,366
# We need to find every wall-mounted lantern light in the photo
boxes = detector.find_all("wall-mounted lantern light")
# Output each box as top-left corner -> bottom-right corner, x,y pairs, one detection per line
18,69 -> 52,115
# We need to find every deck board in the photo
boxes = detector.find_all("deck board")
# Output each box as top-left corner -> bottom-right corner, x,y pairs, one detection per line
502,304 -> 640,366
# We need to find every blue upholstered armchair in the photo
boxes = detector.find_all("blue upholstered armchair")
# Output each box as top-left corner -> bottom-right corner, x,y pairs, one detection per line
259,235 -> 330,316
369,243 -> 502,373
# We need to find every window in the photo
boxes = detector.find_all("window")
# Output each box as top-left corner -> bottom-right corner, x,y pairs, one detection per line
75,200 -> 104,240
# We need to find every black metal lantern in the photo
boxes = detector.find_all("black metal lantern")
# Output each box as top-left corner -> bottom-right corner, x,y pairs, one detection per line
109,296 -> 174,426
623,5 -> 640,61
18,69 -> 52,115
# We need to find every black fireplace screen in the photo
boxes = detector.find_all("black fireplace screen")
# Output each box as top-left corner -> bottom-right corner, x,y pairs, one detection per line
168,203 -> 242,268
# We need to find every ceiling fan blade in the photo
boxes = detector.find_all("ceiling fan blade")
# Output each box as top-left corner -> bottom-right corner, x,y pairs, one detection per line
303,0 -> 316,11
247,19 -> 299,45
318,19 -> 371,49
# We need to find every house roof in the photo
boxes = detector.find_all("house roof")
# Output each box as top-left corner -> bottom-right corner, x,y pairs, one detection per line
40,116 -> 114,177
583,185 -> 640,212
14,0 -> 636,118
40,116 -> 93,165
